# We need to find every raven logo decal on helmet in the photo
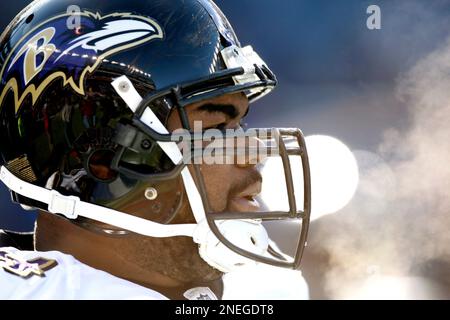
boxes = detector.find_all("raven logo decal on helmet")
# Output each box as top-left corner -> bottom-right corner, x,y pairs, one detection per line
0,11 -> 164,114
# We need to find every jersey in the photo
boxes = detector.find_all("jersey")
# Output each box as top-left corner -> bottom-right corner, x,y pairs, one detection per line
222,264 -> 309,300
0,247 -> 168,299
0,247 -> 309,299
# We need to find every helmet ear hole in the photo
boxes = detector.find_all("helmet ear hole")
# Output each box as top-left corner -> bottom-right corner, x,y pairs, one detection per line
87,149 -> 117,182
25,14 -> 34,24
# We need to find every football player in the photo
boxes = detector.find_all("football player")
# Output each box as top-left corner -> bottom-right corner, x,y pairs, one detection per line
0,0 -> 311,299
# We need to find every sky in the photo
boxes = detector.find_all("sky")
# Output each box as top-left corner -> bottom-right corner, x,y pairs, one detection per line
1,0 -> 450,299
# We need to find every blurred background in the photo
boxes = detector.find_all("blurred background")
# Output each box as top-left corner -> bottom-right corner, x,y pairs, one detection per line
1,0 -> 449,299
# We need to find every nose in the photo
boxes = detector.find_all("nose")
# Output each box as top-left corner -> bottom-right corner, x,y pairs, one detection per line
235,135 -> 267,168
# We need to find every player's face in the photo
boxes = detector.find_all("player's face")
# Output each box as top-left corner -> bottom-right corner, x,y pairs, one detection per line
113,93 -> 264,287
167,92 -> 263,216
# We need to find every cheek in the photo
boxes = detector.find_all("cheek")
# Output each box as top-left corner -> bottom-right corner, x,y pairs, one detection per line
197,164 -> 234,212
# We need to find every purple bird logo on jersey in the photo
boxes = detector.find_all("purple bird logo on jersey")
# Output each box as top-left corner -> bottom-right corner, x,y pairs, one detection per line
0,10 -> 164,114
0,248 -> 58,278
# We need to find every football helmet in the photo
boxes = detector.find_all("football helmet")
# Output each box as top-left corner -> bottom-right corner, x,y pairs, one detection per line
0,0 -> 311,272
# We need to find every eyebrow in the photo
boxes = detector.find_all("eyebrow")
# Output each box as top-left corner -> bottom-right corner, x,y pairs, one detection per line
197,103 -> 244,119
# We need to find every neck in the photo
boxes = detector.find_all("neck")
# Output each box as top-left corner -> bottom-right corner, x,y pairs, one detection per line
34,213 -> 181,288
34,212 -> 223,299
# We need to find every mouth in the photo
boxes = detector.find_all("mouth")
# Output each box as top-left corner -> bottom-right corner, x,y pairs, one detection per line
229,182 -> 262,212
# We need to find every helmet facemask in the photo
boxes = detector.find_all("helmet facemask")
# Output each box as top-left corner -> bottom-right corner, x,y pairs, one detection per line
105,44 -> 311,272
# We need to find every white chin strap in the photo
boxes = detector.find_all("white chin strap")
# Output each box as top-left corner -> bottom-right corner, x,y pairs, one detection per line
0,75 -> 271,273
0,166 -> 196,238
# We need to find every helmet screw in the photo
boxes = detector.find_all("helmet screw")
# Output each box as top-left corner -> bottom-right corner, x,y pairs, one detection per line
119,81 -> 130,92
144,187 -> 158,200
141,139 -> 151,150
151,202 -> 162,213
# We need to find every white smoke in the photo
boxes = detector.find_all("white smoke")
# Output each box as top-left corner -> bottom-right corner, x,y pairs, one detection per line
306,37 -> 450,299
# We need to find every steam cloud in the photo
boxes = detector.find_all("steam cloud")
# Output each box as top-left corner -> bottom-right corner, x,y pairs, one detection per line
306,37 -> 450,299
